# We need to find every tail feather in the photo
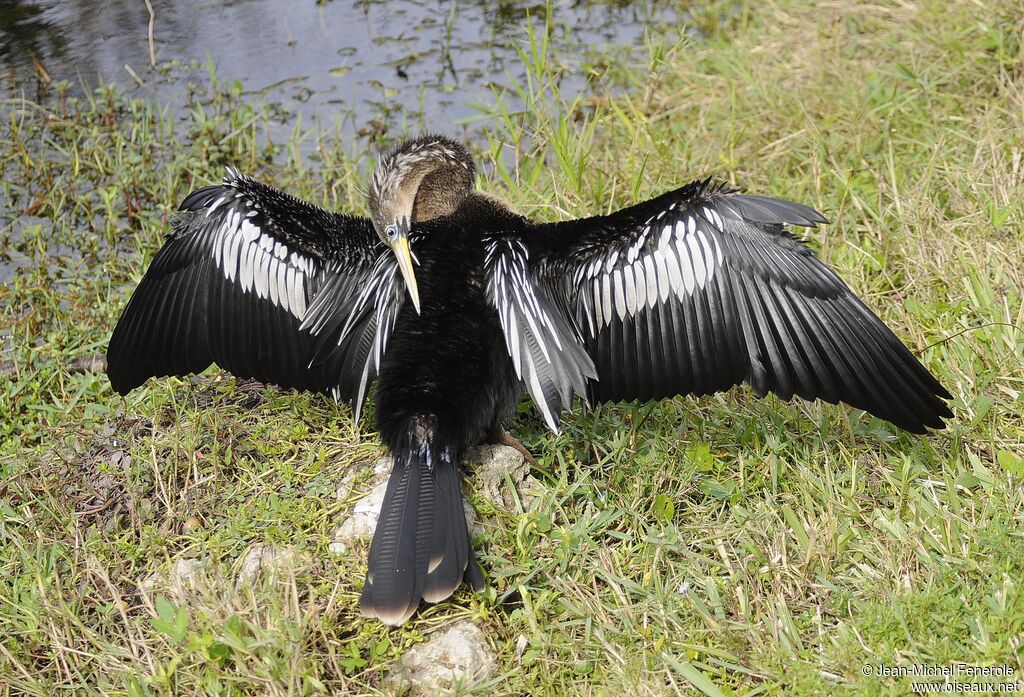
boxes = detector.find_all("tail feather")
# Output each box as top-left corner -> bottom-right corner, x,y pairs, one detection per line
422,461 -> 469,602
359,447 -> 433,625
360,431 -> 478,625
465,549 -> 485,592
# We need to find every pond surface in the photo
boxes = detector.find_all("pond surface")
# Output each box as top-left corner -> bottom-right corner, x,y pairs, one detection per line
0,1 -> 686,286
1,0 -> 679,138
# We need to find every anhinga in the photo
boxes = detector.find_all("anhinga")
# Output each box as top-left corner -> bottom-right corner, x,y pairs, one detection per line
107,134 -> 952,625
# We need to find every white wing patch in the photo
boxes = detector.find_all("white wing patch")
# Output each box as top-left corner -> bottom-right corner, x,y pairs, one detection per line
487,237 -> 594,432
300,254 -> 404,421
209,194 -> 316,321
580,213 -> 724,334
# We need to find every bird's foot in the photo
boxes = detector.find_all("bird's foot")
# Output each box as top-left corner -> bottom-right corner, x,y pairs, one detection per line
485,426 -> 539,468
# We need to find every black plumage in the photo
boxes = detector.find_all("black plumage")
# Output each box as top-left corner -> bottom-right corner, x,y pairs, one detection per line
107,134 -> 952,625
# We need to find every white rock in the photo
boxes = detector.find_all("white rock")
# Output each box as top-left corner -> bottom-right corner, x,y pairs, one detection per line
464,503 -> 484,538
514,633 -> 529,659
333,479 -> 390,549
139,558 -> 206,600
334,471 -> 359,502
518,474 -> 546,512
468,444 -> 544,512
235,545 -> 304,588
373,457 -> 392,475
335,456 -> 392,502
388,622 -> 496,695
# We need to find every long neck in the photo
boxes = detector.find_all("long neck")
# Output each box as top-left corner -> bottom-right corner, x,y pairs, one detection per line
411,162 -> 474,222
369,136 -> 477,229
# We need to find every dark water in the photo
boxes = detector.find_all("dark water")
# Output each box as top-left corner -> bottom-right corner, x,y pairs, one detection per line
1,0 -> 680,138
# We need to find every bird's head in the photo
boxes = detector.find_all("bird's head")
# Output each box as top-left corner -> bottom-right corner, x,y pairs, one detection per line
368,135 -> 476,313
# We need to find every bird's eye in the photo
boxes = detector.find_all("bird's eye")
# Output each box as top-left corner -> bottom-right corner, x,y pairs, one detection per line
384,224 -> 398,240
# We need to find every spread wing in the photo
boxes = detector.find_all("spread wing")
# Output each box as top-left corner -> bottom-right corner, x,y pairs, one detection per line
483,236 -> 596,431
107,168 -> 403,415
494,178 -> 952,433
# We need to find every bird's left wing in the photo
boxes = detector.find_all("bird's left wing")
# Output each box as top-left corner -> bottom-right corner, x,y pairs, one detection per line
500,179 -> 952,433
107,168 -> 402,415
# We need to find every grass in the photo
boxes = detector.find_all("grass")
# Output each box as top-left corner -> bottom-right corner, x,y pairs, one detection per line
2,0 -> 1023,694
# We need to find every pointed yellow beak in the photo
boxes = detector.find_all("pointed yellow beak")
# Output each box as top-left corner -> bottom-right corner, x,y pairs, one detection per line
392,231 -> 421,315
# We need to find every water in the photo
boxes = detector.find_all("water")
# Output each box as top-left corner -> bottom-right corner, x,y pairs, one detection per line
0,0 -> 683,285
1,0 -> 680,138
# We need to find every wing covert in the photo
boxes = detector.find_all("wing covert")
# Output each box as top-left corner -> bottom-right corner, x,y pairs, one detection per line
483,236 -> 596,431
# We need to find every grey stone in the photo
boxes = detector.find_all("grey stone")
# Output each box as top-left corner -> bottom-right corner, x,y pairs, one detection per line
331,479 -> 390,553
139,558 -> 207,601
518,474 -> 546,512
388,622 -> 497,695
335,456 -> 392,502
468,444 -> 544,512
235,544 -> 305,588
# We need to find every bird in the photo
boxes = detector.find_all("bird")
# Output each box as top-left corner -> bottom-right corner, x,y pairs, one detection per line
106,133 -> 953,625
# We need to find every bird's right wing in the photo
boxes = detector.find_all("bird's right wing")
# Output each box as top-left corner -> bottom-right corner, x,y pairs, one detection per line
483,235 -> 597,431
107,168 -> 403,414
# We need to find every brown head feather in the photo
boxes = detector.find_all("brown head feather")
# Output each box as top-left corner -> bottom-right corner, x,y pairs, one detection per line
368,135 -> 476,236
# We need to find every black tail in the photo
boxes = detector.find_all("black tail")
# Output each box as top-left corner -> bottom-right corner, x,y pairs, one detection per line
360,419 -> 483,625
